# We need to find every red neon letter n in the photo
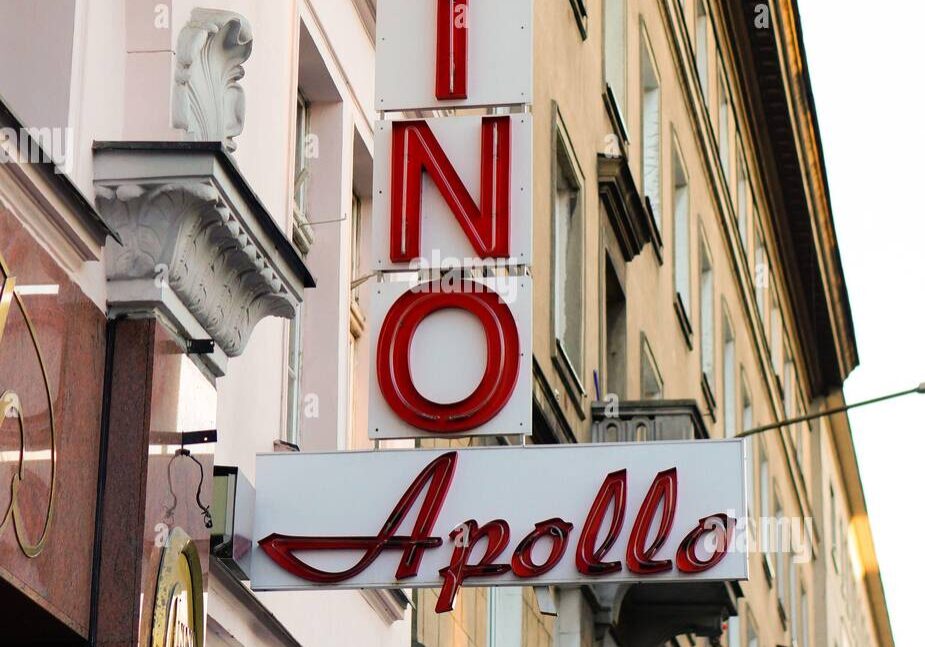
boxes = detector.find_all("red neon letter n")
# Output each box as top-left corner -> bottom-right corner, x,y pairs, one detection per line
390,117 -> 512,263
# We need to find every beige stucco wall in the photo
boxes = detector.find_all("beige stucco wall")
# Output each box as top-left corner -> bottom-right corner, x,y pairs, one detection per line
417,0 -> 889,645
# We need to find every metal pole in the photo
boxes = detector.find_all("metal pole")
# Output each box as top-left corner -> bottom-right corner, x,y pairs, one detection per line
736,383 -> 925,439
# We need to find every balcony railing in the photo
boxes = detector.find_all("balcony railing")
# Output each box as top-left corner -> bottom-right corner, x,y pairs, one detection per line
590,399 -> 709,443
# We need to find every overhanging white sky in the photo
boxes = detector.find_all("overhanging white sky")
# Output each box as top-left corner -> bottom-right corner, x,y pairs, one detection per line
798,3 -> 925,644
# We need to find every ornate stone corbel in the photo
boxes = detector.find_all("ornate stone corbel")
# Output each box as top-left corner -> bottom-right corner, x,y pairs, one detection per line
173,9 -> 254,152
93,142 -> 314,377
97,181 -> 295,359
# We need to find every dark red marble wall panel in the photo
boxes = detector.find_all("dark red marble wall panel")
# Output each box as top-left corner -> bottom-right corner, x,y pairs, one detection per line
0,207 -> 107,637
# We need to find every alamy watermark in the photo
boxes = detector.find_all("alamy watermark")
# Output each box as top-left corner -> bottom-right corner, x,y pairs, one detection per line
0,126 -> 75,174
404,250 -> 525,303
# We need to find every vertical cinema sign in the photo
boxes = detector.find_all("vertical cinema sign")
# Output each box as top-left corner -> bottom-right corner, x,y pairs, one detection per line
369,0 -> 535,440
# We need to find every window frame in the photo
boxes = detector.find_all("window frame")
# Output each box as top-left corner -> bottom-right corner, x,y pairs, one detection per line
736,138 -> 749,248
640,23 -> 662,232
771,288 -> 783,381
759,445 -> 775,584
550,104 -> 586,401
640,333 -> 664,400
775,495 -> 788,621
603,0 -> 629,138
487,587 -> 523,646
699,225 -> 716,395
285,302 -> 303,446
695,0 -> 710,99
346,192 -> 368,448
754,222 -> 768,321
722,305 -> 736,438
291,92 -> 313,256
672,136 -> 693,347
601,251 -> 628,400
717,69 -> 730,180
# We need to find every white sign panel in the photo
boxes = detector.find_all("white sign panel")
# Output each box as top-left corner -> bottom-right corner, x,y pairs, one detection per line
375,0 -> 533,111
372,114 -> 533,271
251,441 -> 748,612
367,274 -> 532,439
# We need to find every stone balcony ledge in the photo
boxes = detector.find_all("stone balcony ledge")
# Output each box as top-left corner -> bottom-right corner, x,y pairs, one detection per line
591,398 -> 709,443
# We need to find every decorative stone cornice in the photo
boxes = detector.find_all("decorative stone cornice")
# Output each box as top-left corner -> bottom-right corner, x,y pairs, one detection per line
93,142 -> 314,377
173,9 -> 253,152
597,154 -> 652,262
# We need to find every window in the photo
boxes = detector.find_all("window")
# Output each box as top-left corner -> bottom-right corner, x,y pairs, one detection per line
604,258 -> 627,398
736,141 -> 749,248
746,612 -> 759,647
718,75 -> 730,179
754,224 -> 767,320
673,142 -> 691,314
741,374 -> 755,529
830,484 -> 840,573
771,291 -> 783,378
700,231 -> 715,390
346,325 -> 363,449
727,613 -> 741,647
285,304 -> 303,445
553,129 -> 584,379
292,93 -> 313,255
783,343 -> 794,416
283,94 -> 312,445
641,335 -> 663,400
604,0 -> 627,112
695,2 -> 709,97
775,499 -> 787,610
760,449 -> 770,550
347,194 -> 367,448
487,587 -> 522,646
641,30 -> 662,228
350,192 -> 363,303
741,371 -> 753,433
722,309 -> 735,438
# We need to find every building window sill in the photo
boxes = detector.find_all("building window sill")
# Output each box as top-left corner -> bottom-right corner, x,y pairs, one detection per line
674,293 -> 694,350
362,589 -> 410,624
643,196 -> 664,264
603,84 -> 630,149
701,373 -> 716,422
553,339 -> 587,418
567,0 -> 588,39
777,597 -> 788,630
762,552 -> 775,586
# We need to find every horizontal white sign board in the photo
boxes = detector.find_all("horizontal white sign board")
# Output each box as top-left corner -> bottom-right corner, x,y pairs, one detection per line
367,274 -> 532,440
375,0 -> 533,111
372,114 -> 533,270
251,441 -> 748,612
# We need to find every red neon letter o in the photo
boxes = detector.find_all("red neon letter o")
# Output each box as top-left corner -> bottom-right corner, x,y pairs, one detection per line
377,279 -> 520,433
511,518 -> 574,578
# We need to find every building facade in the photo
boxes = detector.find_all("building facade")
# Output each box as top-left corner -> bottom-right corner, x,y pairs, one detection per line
412,1 -> 893,646
0,1 -> 893,647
